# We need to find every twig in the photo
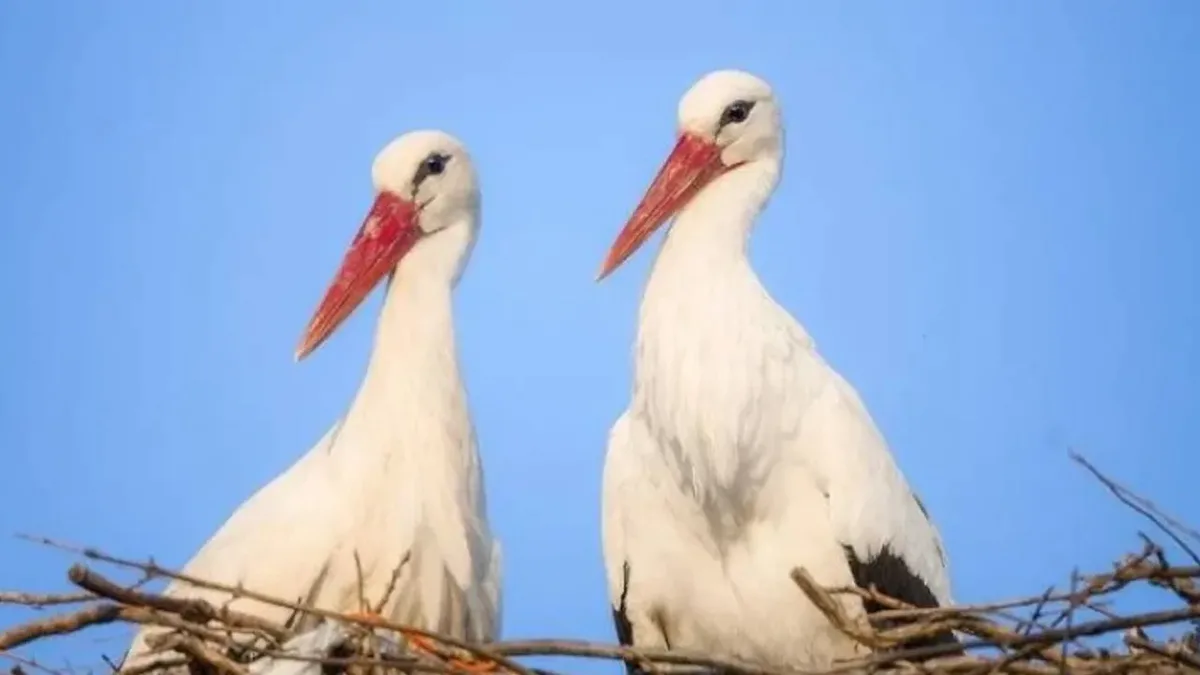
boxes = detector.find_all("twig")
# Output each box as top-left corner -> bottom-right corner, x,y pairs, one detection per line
1124,633 -> 1200,670
0,653 -> 71,675
789,568 -> 878,647
7,527 -> 1200,675
353,550 -> 369,615
371,552 -> 411,615
1071,451 -> 1200,566
1056,567 -> 1080,669
489,639 -> 783,675
1015,586 -> 1055,637
19,536 -> 533,675
235,648 -> 463,675
116,657 -> 189,675
862,605 -> 1200,668
67,563 -> 286,642
0,603 -> 123,651
117,604 -> 269,647
147,633 -> 247,675
0,592 -> 95,609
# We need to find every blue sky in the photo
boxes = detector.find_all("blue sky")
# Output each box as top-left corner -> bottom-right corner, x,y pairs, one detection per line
2,1 -> 1198,672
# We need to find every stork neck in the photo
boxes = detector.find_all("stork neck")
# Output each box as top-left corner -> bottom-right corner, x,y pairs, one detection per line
640,158 -> 781,314
366,273 -> 458,393
630,157 -> 804,511
337,223 -> 475,473
367,224 -> 473,393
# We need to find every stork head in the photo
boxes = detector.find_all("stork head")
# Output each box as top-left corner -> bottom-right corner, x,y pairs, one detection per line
597,69 -> 782,280
295,130 -> 480,361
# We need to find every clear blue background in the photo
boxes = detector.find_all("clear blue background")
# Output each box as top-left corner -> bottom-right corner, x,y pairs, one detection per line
2,2 -> 1197,672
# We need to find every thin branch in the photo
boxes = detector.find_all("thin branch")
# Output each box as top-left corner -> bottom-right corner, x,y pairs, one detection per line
1070,450 -> 1200,566
371,551 -> 411,615
5,526 -> 1199,675
489,639 -> 784,675
0,591 -> 95,609
67,563 -> 286,642
147,634 -> 247,675
0,603 -> 123,651
18,536 -> 533,675
353,550 -> 369,615
1124,633 -> 1200,669
0,653 -> 71,675
116,657 -> 189,675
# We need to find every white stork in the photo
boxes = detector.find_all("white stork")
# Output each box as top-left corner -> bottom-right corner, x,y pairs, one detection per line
597,70 -> 957,671
122,130 -> 501,671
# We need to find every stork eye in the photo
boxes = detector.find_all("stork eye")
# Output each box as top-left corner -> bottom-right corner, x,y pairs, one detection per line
424,153 -> 448,175
719,100 -> 755,127
413,152 -> 451,188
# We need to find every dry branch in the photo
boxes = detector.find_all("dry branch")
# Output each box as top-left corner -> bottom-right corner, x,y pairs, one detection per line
66,563 -> 287,642
0,602 -> 123,651
1,452 -> 1197,674
147,633 -> 248,675
0,592 -> 94,609
4,540 -> 1196,675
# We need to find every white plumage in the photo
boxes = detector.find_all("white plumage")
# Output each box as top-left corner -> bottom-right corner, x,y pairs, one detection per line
122,130 -> 501,671
598,70 -> 954,671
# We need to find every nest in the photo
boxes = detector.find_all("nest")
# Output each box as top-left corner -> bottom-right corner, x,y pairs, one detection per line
2,454 -> 1198,675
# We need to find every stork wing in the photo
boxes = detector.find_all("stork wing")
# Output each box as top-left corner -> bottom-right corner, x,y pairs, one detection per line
121,421 -> 352,671
601,411 -> 673,675
798,366 -> 958,648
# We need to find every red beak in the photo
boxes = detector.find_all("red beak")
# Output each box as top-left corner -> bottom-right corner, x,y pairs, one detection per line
596,132 -> 726,281
295,191 -> 421,361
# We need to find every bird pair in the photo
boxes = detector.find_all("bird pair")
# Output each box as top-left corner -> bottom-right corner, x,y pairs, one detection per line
121,69 -> 957,674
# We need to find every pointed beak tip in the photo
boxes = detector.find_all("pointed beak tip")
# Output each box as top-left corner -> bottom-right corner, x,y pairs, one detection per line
594,261 -> 613,283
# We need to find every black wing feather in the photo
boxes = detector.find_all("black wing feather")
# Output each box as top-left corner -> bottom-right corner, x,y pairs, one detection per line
611,561 -> 647,675
613,561 -> 635,647
612,560 -> 675,675
841,544 -> 961,654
